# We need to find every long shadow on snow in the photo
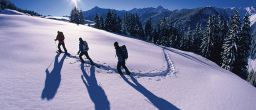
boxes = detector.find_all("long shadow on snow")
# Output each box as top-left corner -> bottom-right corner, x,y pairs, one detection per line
80,63 -> 110,110
120,74 -> 180,110
41,53 -> 67,100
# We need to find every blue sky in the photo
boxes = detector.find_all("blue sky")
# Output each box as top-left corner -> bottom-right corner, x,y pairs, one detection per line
10,0 -> 256,16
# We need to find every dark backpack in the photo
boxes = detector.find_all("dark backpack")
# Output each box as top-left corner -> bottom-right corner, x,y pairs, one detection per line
120,45 -> 128,59
82,41 -> 89,51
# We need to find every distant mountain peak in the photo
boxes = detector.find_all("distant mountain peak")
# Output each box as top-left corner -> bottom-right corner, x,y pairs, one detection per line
156,5 -> 164,9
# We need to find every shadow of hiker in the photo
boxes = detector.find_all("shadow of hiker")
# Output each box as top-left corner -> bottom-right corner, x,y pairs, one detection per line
41,53 -> 67,100
120,75 -> 180,110
81,63 -> 110,110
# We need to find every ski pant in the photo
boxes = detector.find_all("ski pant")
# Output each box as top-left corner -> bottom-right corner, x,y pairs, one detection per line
58,42 -> 67,52
79,51 -> 94,64
117,61 -> 131,74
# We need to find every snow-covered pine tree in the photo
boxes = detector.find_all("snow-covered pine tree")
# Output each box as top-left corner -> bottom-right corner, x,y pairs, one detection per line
193,23 -> 204,54
234,14 -> 251,79
70,7 -> 84,25
201,16 -> 215,59
145,17 -> 153,42
105,10 -> 114,32
186,26 -> 194,51
221,10 -> 241,71
70,7 -> 79,24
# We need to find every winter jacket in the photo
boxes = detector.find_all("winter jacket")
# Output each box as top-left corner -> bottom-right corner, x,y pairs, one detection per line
79,41 -> 89,52
115,47 -> 125,62
55,32 -> 65,43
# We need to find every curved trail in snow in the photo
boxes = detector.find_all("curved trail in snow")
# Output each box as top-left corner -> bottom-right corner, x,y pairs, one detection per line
162,47 -> 225,72
67,48 -> 176,78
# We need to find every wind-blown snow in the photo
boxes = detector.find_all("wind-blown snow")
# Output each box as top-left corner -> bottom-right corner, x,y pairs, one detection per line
1,13 -> 256,110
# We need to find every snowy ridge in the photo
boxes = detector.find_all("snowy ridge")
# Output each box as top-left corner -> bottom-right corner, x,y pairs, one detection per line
0,9 -> 27,15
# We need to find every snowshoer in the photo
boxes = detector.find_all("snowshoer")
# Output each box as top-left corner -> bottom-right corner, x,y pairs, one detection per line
114,42 -> 131,75
55,31 -> 67,53
77,38 -> 94,65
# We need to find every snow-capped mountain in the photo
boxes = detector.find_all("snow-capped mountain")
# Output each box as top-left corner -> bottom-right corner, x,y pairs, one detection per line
1,9 -> 256,110
83,6 -> 172,26
84,6 -> 256,29
245,6 -> 256,15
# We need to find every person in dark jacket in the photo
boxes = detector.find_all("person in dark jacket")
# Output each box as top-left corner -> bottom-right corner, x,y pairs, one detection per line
77,38 -> 94,65
55,31 -> 67,53
114,42 -> 131,75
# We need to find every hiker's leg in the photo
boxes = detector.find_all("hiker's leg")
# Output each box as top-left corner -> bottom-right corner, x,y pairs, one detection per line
117,61 -> 122,74
79,52 -> 85,63
62,42 -> 67,52
84,51 -> 94,64
58,43 -> 62,52
122,61 -> 131,75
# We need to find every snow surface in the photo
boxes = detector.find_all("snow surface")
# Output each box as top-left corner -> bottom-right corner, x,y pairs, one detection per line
1,13 -> 256,110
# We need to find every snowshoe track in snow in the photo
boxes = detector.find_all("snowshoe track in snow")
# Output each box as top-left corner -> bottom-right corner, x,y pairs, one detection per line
65,48 -> 176,78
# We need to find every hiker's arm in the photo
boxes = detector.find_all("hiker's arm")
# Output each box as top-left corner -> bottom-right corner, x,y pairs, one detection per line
54,35 -> 59,41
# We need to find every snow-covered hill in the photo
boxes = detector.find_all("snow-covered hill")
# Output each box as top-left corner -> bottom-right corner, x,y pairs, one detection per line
0,9 -> 28,15
1,12 -> 256,110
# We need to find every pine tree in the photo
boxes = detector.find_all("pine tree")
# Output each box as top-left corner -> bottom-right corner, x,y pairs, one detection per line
152,29 -> 158,44
105,10 -> 114,32
212,15 -> 224,65
94,14 -> 100,29
221,10 -> 241,71
186,26 -> 193,51
194,23 -> 204,54
70,7 -> 84,25
70,7 -> 79,24
145,17 -> 153,42
159,18 -> 170,46
201,16 -> 215,58
234,14 -> 251,78
99,16 -> 104,29
134,14 -> 144,39
114,16 -> 122,33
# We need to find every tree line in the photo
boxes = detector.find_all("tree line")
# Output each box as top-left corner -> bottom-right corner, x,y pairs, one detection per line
93,9 -> 252,83
70,7 -> 85,25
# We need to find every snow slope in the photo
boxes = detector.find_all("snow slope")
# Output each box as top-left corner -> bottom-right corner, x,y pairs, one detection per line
1,13 -> 256,110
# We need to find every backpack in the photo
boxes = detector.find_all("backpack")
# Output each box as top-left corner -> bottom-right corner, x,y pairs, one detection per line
82,41 -> 89,51
120,45 -> 128,59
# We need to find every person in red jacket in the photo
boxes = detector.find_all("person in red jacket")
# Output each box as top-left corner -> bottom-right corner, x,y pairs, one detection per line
55,31 -> 67,53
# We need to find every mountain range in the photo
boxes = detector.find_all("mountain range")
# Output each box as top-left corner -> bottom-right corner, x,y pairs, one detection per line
83,6 -> 256,29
